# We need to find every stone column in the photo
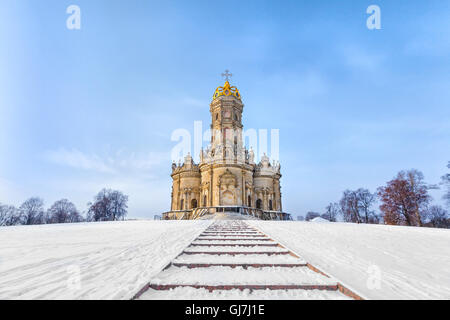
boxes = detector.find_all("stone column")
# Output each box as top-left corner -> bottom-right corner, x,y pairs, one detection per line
209,168 -> 213,206
241,170 -> 245,205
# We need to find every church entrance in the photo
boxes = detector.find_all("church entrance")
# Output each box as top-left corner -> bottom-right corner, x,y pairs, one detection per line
191,199 -> 198,209
256,199 -> 262,209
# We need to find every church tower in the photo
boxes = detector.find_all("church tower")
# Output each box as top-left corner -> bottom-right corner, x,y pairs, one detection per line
209,75 -> 245,163
167,72 -> 287,220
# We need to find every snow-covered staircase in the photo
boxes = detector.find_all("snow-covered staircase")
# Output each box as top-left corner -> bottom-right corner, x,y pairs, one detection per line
134,221 -> 363,300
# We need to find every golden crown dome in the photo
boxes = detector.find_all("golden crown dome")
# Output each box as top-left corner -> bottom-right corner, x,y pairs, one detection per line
213,81 -> 241,100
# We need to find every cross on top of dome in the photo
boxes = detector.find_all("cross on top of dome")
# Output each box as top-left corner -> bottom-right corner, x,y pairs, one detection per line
221,69 -> 233,82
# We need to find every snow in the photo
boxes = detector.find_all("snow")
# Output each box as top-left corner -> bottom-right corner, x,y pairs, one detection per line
173,253 -> 306,264
137,220 -> 346,300
151,266 -> 337,285
249,221 -> 450,300
140,287 -> 351,300
0,220 -> 209,299
310,217 -> 330,223
1,218 -> 449,300
197,236 -> 269,240
199,212 -> 259,220
193,239 -> 274,245
184,246 -> 288,253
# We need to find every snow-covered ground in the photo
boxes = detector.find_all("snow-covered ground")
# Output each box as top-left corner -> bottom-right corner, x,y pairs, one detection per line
310,217 -> 330,223
0,220 -> 209,299
1,219 -> 449,300
249,221 -> 450,300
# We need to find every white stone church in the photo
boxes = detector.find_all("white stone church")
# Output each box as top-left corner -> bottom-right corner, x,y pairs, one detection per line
163,75 -> 290,220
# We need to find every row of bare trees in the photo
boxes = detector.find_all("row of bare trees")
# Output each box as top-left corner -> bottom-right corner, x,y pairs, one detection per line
302,164 -> 450,228
0,198 -> 83,226
0,188 -> 129,227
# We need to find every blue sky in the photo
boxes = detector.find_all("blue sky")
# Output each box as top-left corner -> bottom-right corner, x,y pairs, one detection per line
1,0 -> 449,218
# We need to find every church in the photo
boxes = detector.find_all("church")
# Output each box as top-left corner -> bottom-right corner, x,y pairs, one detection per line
163,73 -> 290,220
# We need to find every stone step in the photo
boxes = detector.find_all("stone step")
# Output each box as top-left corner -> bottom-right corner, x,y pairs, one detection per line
182,251 -> 290,256
195,238 -> 273,241
171,263 -> 308,269
138,286 -> 351,300
184,245 -> 287,252
175,253 -> 303,264
150,266 -> 336,286
189,243 -> 280,247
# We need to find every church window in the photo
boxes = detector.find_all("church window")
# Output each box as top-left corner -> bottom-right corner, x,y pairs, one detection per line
248,195 -> 251,207
180,199 -> 184,210
269,199 -> 273,211
216,113 -> 219,120
203,195 -> 207,207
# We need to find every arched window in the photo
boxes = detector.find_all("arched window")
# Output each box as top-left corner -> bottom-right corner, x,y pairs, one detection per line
203,195 -> 207,207
191,199 -> 198,209
216,113 -> 219,120
248,195 -> 252,207
256,199 -> 262,209
269,199 -> 273,211
180,199 -> 184,210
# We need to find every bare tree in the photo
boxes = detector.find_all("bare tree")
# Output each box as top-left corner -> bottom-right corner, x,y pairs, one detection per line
0,204 -> 20,226
68,210 -> 84,223
357,189 -> 377,223
378,169 -> 430,226
324,202 -> 340,222
305,211 -> 320,221
442,162 -> 450,209
339,189 -> 378,223
424,205 -> 449,229
47,199 -> 82,224
340,190 -> 361,223
87,189 -> 128,222
19,197 -> 45,225
109,190 -> 128,221
0,203 -> 9,226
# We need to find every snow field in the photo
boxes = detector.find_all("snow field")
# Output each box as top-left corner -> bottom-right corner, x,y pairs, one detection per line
2,218 -> 447,299
249,220 -> 450,299
0,220 -> 210,299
